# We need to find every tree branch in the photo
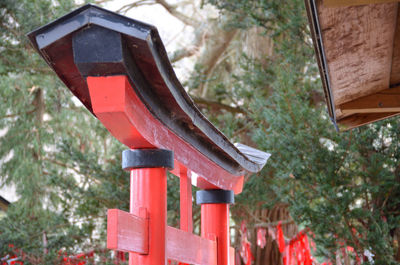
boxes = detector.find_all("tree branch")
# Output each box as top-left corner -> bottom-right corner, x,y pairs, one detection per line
170,28 -> 206,62
192,96 -> 246,114
155,0 -> 199,27
116,0 -> 156,14
198,27 -> 239,97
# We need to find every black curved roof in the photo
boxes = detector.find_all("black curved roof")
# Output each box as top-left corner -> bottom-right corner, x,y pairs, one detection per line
27,4 -> 270,178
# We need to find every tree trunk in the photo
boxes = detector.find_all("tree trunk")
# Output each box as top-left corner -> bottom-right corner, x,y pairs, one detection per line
234,205 -> 297,265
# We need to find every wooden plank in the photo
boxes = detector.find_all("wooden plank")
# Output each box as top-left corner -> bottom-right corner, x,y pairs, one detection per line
323,0 -> 399,7
342,108 -> 400,114
317,1 -> 398,105
107,209 -> 218,264
166,226 -> 217,265
338,112 -> 400,129
339,87 -> 400,114
390,4 -> 400,85
179,168 -> 193,233
171,162 -> 194,236
107,209 -> 149,254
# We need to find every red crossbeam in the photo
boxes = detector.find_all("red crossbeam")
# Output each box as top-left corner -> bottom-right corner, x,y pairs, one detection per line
171,163 -> 193,233
107,209 -> 217,265
87,75 -> 244,193
107,209 -> 148,254
167,226 -> 217,265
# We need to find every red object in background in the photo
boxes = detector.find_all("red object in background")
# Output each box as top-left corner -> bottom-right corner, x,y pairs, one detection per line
61,251 -> 94,265
1,250 -> 98,265
1,255 -> 23,265
257,228 -> 267,249
240,221 -> 254,265
241,242 -> 253,265
283,230 -> 313,265
114,251 -> 126,265
277,222 -> 286,253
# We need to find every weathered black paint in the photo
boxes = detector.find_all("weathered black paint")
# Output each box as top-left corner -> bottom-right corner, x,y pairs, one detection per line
122,149 -> 174,170
196,190 -> 235,205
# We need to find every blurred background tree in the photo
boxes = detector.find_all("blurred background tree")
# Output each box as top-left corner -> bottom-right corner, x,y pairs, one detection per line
0,0 -> 399,264
0,0 -> 130,263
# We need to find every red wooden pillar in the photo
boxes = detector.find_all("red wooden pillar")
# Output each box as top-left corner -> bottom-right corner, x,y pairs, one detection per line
122,149 -> 174,265
179,166 -> 193,233
197,189 -> 234,265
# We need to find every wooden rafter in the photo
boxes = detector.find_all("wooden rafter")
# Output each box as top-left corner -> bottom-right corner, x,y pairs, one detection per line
339,87 -> 400,115
338,112 -> 400,129
323,0 -> 399,7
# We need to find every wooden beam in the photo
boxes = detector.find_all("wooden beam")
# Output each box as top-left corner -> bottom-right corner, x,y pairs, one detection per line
341,108 -> 400,114
107,209 -> 149,254
166,226 -> 217,265
107,209 -> 217,265
339,87 -> 400,114
338,112 -> 400,130
390,3 -> 400,85
87,75 -> 245,194
323,0 -> 399,7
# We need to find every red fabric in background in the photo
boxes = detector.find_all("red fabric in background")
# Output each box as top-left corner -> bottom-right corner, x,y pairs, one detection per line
276,226 -> 316,265
277,222 -> 286,253
257,228 -> 267,249
240,221 -> 254,265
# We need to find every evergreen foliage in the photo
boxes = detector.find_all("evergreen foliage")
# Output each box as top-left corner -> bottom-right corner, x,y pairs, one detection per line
201,0 -> 400,263
0,1 -> 130,263
0,0 -> 399,264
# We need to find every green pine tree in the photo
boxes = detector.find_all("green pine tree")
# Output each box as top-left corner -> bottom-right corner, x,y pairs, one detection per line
199,0 -> 400,264
0,1 -> 131,263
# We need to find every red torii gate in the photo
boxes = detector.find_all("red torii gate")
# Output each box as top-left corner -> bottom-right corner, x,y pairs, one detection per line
28,5 -> 270,265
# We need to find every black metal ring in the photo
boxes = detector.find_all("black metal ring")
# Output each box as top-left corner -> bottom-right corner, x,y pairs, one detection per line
122,149 -> 174,170
196,189 -> 234,204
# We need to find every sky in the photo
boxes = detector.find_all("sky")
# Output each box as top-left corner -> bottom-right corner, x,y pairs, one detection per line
102,0 -> 198,81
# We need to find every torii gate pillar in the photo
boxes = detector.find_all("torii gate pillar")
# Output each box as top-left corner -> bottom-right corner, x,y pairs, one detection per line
122,149 -> 173,265
197,190 -> 234,265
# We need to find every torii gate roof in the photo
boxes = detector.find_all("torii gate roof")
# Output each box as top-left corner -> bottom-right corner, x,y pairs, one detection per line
27,4 -> 270,193
306,0 -> 400,130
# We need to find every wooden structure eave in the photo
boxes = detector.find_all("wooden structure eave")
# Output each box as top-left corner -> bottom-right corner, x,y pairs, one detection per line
305,0 -> 400,130
0,195 -> 10,211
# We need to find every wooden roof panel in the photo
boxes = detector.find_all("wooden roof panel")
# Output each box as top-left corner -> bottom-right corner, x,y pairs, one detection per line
323,0 -> 399,7
390,11 -> 400,85
306,0 -> 400,130
318,1 -> 397,106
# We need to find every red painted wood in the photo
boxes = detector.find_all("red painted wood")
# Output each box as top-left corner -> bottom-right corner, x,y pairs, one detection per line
86,76 -> 244,194
176,165 -> 193,265
128,167 -> 167,265
201,203 -> 231,265
166,226 -> 217,265
86,77 -> 153,149
107,209 -> 148,254
174,164 -> 193,233
107,220 -> 217,265
230,247 -> 235,265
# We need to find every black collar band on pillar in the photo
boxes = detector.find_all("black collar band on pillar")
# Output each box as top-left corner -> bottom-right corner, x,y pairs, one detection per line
196,189 -> 234,205
122,149 -> 174,170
